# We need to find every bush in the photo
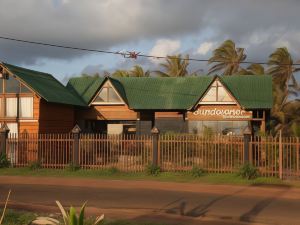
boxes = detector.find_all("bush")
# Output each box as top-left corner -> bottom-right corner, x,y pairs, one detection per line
190,166 -> 206,177
0,153 -> 10,168
145,163 -> 161,176
106,167 -> 120,174
66,162 -> 80,172
238,163 -> 259,180
28,160 -> 42,170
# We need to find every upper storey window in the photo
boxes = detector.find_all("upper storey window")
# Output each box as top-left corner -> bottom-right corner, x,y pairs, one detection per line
200,80 -> 235,104
92,81 -> 124,104
0,72 -> 31,94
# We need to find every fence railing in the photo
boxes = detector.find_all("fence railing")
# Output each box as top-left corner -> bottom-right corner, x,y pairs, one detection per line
2,131 -> 300,178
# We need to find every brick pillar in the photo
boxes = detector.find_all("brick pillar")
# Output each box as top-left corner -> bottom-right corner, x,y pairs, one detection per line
0,123 -> 10,156
243,126 -> 252,163
71,125 -> 81,166
151,127 -> 160,166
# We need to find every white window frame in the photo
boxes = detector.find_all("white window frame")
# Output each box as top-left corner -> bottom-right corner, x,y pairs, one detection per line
91,80 -> 125,105
199,79 -> 237,105
19,97 -> 34,118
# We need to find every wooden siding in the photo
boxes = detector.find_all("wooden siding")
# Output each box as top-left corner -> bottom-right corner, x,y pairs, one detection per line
39,99 -> 75,133
76,105 -> 137,121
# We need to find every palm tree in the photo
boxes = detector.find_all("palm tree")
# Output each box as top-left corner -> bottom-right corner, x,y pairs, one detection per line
267,47 -> 300,136
112,70 -> 130,77
267,47 -> 300,99
237,64 -> 266,75
208,40 -> 246,75
129,65 -> 150,77
155,54 -> 189,77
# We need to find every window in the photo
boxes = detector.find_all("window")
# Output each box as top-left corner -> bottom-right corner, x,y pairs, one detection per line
5,76 -> 20,93
201,80 -> 235,104
0,79 -> 3,93
19,97 -> 33,118
20,84 -> 31,93
6,98 -> 17,117
93,82 -> 123,104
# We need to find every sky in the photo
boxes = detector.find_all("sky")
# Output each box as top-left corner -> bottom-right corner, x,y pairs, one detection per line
0,0 -> 300,84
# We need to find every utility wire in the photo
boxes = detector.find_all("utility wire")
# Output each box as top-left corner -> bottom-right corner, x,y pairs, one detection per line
0,35 -> 299,66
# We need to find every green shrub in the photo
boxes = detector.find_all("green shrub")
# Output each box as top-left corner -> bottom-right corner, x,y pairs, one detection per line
66,162 -> 80,172
0,153 -> 10,168
28,160 -> 42,170
145,163 -> 161,176
190,166 -> 206,177
106,167 -> 120,174
238,163 -> 259,180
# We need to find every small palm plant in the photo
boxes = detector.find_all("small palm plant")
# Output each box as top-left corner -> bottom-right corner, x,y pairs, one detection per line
31,201 -> 104,225
57,201 -> 104,225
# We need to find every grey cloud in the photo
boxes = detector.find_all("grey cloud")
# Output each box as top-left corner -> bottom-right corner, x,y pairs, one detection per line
1,0 -> 300,67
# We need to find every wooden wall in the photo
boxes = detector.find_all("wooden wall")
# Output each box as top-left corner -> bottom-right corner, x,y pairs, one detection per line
76,105 -> 137,121
39,99 -> 75,133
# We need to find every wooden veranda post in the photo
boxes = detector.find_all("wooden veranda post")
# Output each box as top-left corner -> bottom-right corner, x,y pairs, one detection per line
243,126 -> 252,163
71,125 -> 81,167
279,130 -> 283,179
151,127 -> 160,166
0,124 -> 10,156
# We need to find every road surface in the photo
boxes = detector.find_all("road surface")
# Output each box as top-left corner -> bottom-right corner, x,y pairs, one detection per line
0,176 -> 299,225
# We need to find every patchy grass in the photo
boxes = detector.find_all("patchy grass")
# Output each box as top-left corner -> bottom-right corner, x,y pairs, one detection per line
0,167 -> 294,187
1,209 -> 166,225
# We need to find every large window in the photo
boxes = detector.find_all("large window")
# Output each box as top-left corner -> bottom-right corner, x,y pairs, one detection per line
6,97 -> 18,117
0,74 -> 32,94
201,80 -> 235,104
189,120 -> 248,135
93,82 -> 123,104
3,97 -> 34,118
19,97 -> 33,118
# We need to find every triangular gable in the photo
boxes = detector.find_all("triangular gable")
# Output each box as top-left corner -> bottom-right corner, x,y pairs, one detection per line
197,78 -> 238,105
91,79 -> 125,105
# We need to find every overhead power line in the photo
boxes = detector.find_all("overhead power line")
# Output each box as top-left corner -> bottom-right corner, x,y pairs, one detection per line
0,35 -> 299,66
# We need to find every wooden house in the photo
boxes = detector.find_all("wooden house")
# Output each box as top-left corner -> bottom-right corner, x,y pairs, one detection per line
0,63 -> 85,134
67,75 -> 273,135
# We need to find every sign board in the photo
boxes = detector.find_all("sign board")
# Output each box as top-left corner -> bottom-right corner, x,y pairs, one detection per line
188,105 -> 252,121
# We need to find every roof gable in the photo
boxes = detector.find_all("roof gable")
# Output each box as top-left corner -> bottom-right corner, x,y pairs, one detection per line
198,78 -> 237,105
2,63 -> 86,106
66,76 -> 105,105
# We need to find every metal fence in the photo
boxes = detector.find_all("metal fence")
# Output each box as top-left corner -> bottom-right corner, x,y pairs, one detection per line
3,132 -> 300,178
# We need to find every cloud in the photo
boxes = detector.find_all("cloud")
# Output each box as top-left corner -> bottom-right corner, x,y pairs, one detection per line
196,42 -> 215,55
149,39 -> 181,63
0,0 -> 300,71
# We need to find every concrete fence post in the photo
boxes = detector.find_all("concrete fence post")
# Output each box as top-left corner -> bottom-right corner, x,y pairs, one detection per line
243,126 -> 252,164
0,123 -> 10,156
71,125 -> 81,167
151,127 -> 160,166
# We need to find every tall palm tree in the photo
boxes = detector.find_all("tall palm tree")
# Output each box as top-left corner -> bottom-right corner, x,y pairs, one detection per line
155,54 -> 189,77
129,65 -> 150,77
237,64 -> 266,75
267,47 -> 300,98
208,40 -> 246,75
267,47 -> 300,136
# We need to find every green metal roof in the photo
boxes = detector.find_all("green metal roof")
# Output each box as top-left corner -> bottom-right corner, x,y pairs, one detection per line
3,63 -> 86,106
220,75 -> 273,109
66,75 -> 273,110
66,76 -> 105,104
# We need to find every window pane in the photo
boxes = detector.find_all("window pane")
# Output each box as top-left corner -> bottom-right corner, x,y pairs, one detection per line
6,98 -> 17,117
218,86 -> 233,102
109,88 -> 122,102
95,87 -> 108,102
0,98 -> 2,117
5,76 -> 20,93
19,97 -> 33,118
20,84 -> 31,93
202,86 -> 216,101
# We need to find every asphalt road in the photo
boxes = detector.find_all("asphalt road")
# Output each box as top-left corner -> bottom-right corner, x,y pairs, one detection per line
0,177 -> 300,225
